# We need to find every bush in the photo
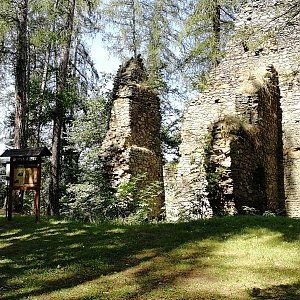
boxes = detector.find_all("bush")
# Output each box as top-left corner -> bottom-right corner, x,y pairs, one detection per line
60,179 -> 114,223
114,173 -> 164,223
60,173 -> 164,224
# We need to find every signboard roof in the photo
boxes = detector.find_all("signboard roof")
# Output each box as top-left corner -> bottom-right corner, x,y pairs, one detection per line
0,146 -> 51,158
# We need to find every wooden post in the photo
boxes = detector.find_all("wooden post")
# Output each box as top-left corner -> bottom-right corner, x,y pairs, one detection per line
34,189 -> 40,223
35,160 -> 41,223
7,159 -> 14,221
7,188 -> 13,221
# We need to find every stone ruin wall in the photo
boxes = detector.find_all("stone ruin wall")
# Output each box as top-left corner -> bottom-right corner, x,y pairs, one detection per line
167,0 -> 300,220
233,67 -> 284,213
100,57 -> 164,218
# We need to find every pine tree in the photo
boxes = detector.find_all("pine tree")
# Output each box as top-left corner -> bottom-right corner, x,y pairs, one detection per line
180,0 -> 238,90
47,0 -> 101,215
1,0 -> 102,216
14,0 -> 28,150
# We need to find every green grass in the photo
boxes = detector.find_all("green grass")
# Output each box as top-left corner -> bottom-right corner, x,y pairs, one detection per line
0,215 -> 299,300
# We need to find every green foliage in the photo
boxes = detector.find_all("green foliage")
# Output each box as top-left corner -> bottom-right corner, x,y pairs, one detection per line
101,0 -> 143,58
60,180 -> 114,223
203,132 -> 226,215
0,0 -> 14,35
180,0 -> 238,90
68,96 -> 108,152
161,121 -> 182,159
26,76 -> 55,146
242,205 -> 259,215
262,210 -> 277,217
115,173 -> 164,223
59,94 -> 112,222
243,206 -> 281,217
60,93 -> 165,223
100,0 -> 182,91
60,93 -> 109,187
194,71 -> 210,92
60,172 -> 163,224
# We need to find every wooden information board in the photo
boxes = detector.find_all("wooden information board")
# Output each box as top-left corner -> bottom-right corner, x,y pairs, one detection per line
8,160 -> 42,222
12,163 -> 40,189
0,147 -> 51,223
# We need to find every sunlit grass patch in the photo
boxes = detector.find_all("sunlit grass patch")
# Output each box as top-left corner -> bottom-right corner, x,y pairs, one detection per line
0,215 -> 299,299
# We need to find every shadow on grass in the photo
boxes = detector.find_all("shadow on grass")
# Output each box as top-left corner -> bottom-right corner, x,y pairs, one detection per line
249,281 -> 300,299
0,215 -> 299,299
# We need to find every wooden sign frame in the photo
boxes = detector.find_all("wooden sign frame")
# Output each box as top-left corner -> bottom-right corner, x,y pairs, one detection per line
1,147 -> 51,223
7,158 -> 42,223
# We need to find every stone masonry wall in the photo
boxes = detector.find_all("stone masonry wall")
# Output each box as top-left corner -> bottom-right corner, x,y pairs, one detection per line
234,65 -> 283,213
169,0 -> 300,220
163,164 -> 178,220
100,57 -> 164,218
200,65 -> 282,217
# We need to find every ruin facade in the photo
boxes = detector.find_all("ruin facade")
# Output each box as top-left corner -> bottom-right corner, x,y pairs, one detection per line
166,0 -> 300,220
100,56 -> 164,218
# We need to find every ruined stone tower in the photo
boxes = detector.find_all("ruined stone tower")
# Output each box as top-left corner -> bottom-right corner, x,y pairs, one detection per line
100,56 -> 164,218
167,0 -> 300,220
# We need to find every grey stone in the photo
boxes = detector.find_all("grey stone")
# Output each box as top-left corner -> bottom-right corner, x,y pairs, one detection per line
167,0 -> 300,220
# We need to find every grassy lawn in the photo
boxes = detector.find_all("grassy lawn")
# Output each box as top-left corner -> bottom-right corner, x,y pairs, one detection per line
0,214 -> 299,300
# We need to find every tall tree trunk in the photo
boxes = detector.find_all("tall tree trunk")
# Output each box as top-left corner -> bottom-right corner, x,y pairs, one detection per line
13,0 -> 28,213
48,0 -> 76,216
37,0 -> 60,147
130,0 -> 137,58
147,0 -> 163,88
14,0 -> 28,149
212,0 -> 221,67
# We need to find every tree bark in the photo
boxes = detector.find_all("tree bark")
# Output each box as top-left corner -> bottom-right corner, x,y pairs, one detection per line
13,0 -> 28,214
212,0 -> 221,67
14,0 -> 28,149
48,0 -> 76,216
130,0 -> 137,58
